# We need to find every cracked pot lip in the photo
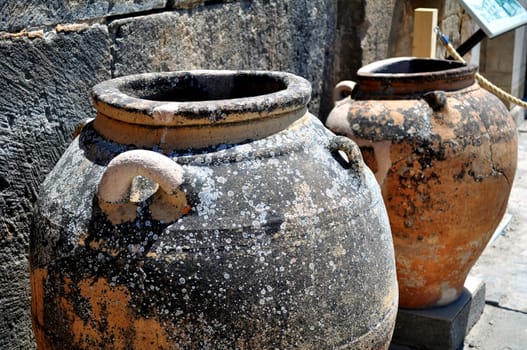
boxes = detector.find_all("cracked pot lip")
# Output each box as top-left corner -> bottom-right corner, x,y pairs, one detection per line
91,70 -> 312,127
353,57 -> 478,99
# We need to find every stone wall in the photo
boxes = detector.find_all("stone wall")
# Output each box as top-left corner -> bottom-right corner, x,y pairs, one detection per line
0,24 -> 113,349
0,0 -> 480,348
0,1 -> 345,348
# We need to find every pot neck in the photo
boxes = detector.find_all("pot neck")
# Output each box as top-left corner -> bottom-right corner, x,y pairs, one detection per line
352,57 -> 477,100
91,70 -> 312,150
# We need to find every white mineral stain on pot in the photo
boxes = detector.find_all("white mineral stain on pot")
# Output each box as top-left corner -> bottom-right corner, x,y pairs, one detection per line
32,71 -> 400,349
438,283 -> 458,305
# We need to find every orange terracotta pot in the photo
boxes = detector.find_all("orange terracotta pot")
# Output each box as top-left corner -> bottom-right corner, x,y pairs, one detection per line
327,57 -> 518,309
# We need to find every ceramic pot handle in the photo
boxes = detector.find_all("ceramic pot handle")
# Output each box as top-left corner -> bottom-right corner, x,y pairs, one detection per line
422,90 -> 447,111
333,80 -> 356,102
97,150 -> 189,224
330,136 -> 365,186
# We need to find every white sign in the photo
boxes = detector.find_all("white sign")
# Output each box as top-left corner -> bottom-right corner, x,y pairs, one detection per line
459,0 -> 527,37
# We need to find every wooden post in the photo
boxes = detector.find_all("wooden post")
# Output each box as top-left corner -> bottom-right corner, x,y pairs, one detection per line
412,8 -> 438,58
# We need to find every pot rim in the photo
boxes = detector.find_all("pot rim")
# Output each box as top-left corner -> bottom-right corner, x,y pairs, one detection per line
92,70 -> 312,127
353,57 -> 478,99
357,57 -> 477,78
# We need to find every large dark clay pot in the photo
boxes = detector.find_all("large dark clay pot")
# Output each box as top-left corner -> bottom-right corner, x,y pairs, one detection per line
327,57 -> 517,309
31,70 -> 398,349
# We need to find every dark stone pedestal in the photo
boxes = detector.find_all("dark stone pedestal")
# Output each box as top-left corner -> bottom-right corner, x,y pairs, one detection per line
390,277 -> 485,350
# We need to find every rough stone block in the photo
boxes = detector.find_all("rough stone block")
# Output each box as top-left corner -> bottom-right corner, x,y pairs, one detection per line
362,0 -> 396,64
0,0 -> 166,32
168,0 -> 208,8
109,0 -> 337,117
0,24 -> 111,349
390,277 -> 485,350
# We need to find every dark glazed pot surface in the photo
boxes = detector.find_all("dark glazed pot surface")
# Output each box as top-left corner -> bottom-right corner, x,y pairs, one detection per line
31,70 -> 398,348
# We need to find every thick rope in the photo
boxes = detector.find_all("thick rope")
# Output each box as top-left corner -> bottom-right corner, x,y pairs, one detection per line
435,27 -> 527,109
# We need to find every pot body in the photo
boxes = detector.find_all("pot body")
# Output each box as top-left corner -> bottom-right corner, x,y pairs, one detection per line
31,70 -> 398,349
327,58 -> 517,309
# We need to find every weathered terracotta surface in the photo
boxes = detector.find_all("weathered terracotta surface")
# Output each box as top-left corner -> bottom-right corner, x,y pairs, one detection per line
327,57 -> 518,309
31,70 -> 398,348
